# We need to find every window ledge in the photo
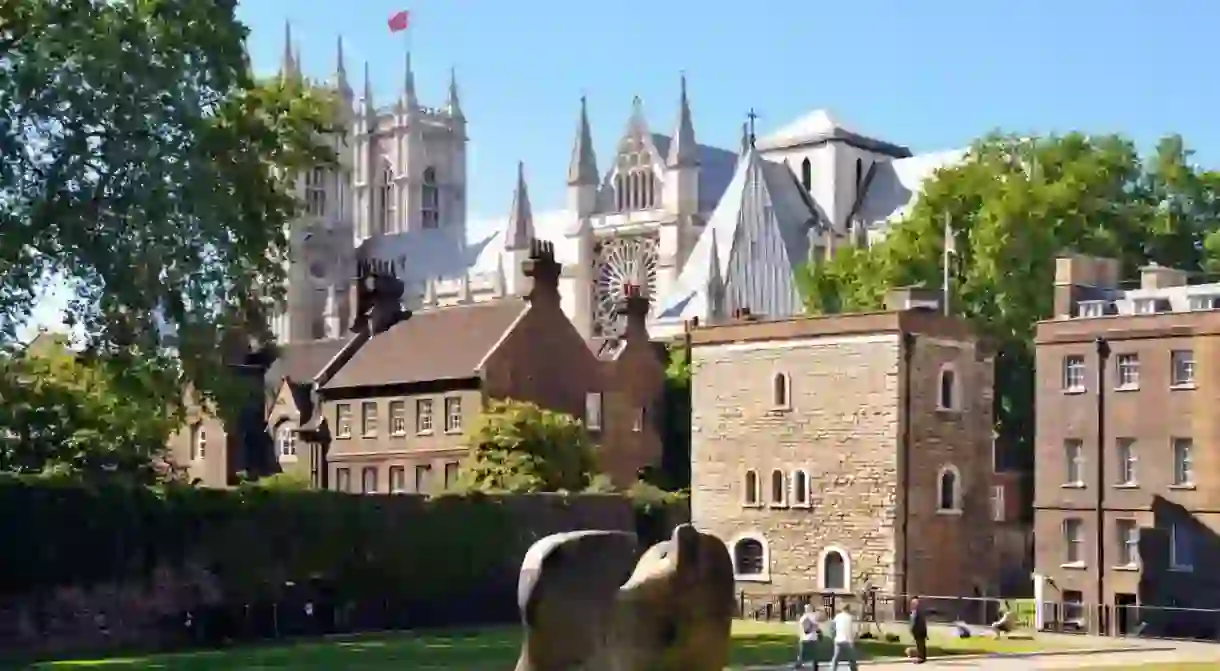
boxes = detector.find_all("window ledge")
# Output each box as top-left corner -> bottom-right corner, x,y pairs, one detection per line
1061,483 -> 1086,489
1061,561 -> 1087,570
819,588 -> 852,595
335,434 -> 352,441
769,502 -> 789,509
935,406 -> 963,415
1114,483 -> 1140,489
389,431 -> 407,438
416,430 -> 434,436
1169,565 -> 1194,573
1114,385 -> 1140,392
790,501 -> 812,509
735,574 -> 771,583
741,502 -> 764,509
1112,564 -> 1140,572
1169,484 -> 1197,491
444,429 -> 463,436
767,406 -> 792,415
936,508 -> 963,516
1063,388 -> 1087,395
1169,383 -> 1197,391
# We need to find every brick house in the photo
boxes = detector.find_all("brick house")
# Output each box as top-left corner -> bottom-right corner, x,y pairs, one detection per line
1034,254 -> 1220,635
688,288 -> 998,602
264,239 -> 664,493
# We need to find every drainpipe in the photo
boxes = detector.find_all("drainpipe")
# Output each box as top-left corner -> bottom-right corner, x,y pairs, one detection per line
1094,336 -> 1110,635
900,332 -> 916,603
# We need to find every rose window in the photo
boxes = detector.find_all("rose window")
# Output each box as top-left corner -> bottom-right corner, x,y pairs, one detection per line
592,236 -> 658,337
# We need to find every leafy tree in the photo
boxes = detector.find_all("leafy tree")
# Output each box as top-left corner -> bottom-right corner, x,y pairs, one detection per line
801,132 -> 1220,464
0,334 -> 175,483
454,399 -> 598,493
0,0 -> 338,421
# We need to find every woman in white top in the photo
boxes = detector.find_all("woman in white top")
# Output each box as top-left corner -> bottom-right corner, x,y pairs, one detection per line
829,604 -> 859,671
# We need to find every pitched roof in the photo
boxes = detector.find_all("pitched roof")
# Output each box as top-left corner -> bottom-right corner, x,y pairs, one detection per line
263,337 -> 351,390
655,149 -> 817,323
323,298 -> 529,389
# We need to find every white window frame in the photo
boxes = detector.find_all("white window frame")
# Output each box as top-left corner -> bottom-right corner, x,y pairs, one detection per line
1064,439 -> 1084,487
1115,519 -> 1139,568
361,401 -> 378,437
335,404 -> 352,439
1062,356 -> 1086,392
729,532 -> 770,582
1115,353 -> 1139,390
1170,523 -> 1194,572
990,484 -> 1005,523
277,423 -> 298,462
389,400 -> 407,436
1063,518 -> 1085,567
1170,350 -> 1195,388
416,398 -> 434,434
189,423 -> 207,462
1172,438 -> 1194,486
585,392 -> 603,431
937,363 -> 961,411
790,469 -> 811,508
389,465 -> 406,494
742,469 -> 762,507
1116,438 -> 1137,486
444,396 -> 463,434
817,546 -> 852,593
936,464 -> 963,514
771,372 -> 792,411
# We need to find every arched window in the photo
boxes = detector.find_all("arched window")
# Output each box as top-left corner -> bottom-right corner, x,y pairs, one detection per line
938,465 -> 962,513
770,469 -> 786,506
421,167 -> 440,229
304,167 -> 327,216
378,159 -> 394,234
743,469 -> 761,505
938,364 -> 960,411
818,547 -> 850,592
772,372 -> 791,410
731,534 -> 768,579
614,174 -> 625,211
792,470 -> 809,507
800,158 -> 812,193
277,423 -> 298,460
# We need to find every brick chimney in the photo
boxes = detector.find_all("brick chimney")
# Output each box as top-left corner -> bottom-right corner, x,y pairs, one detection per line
617,283 -> 650,339
349,259 -> 406,335
522,238 -> 561,304
1053,254 -> 1121,318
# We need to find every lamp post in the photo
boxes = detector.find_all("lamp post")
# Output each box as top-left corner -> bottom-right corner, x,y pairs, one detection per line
1094,336 -> 1111,635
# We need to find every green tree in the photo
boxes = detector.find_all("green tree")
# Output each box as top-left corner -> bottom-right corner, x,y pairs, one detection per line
454,399 -> 598,493
0,335 -> 176,483
0,0 -> 338,421
801,132 -> 1220,463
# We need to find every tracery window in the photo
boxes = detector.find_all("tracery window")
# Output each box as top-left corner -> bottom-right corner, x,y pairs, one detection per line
422,167 -> 440,228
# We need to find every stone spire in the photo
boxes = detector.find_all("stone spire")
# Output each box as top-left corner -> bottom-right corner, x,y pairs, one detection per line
504,162 -> 535,250
280,21 -> 299,81
361,61 -> 375,117
446,67 -> 463,118
739,122 -> 750,157
335,36 -> 352,100
401,49 -> 417,109
567,96 -> 598,186
666,73 -> 698,168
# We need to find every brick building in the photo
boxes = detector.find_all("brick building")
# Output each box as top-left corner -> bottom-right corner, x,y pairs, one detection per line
688,289 -> 998,602
1034,254 -> 1220,636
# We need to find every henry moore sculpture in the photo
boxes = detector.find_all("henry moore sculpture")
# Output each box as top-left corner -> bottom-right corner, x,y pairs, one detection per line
515,523 -> 735,671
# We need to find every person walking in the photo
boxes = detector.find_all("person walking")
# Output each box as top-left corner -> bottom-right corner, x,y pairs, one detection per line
829,604 -> 858,671
794,603 -> 822,669
908,597 -> 928,664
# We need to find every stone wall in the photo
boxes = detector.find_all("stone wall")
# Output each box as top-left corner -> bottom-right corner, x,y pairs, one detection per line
690,333 -> 903,595
0,493 -> 649,662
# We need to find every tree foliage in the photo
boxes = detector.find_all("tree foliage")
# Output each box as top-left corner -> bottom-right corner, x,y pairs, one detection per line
0,0 -> 338,422
0,335 -> 175,484
801,132 -> 1220,461
455,399 -> 598,494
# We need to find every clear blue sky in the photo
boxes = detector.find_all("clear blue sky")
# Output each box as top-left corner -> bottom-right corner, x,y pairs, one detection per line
241,0 -> 1218,224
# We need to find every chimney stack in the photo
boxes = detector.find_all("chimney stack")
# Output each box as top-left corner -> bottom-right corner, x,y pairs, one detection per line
522,238 -> 562,304
617,283 -> 650,339
1053,254 -> 1121,318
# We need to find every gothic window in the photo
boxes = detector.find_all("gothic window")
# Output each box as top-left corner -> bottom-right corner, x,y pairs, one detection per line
732,536 -> 766,577
938,465 -> 962,513
770,469 -> 785,505
614,146 -> 657,211
800,158 -> 812,193
592,236 -> 659,337
791,470 -> 810,506
378,159 -> 394,234
743,469 -> 759,506
819,547 -> 850,592
772,372 -> 791,409
614,174 -> 625,211
421,167 -> 440,228
938,364 -> 960,411
304,167 -> 327,216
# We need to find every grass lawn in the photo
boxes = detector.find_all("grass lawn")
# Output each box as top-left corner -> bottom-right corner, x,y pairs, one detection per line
31,620 -> 1071,669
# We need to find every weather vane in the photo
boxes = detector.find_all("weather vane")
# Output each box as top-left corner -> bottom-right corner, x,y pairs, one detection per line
746,108 -> 759,148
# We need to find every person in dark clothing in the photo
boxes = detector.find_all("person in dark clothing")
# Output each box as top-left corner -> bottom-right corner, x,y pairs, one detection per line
908,597 -> 928,664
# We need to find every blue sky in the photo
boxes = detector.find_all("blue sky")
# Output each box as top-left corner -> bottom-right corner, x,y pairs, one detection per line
21,0 -> 1219,337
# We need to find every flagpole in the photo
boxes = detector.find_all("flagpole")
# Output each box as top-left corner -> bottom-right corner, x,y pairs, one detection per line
942,211 -> 951,317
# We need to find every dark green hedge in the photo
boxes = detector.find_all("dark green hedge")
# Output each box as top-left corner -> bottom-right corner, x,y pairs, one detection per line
0,475 -> 515,602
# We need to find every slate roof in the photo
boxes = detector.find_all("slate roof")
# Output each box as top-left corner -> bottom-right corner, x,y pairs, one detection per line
655,148 -> 817,322
263,337 -> 352,390
323,298 -> 529,389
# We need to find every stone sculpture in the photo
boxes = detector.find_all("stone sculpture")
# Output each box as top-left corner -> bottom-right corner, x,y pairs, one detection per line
514,523 -> 735,671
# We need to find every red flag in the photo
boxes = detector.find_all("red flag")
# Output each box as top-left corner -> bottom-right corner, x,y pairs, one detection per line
388,10 -> 410,33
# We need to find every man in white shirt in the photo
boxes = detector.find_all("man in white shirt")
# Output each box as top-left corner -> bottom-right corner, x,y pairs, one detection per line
829,604 -> 859,671
794,604 -> 821,669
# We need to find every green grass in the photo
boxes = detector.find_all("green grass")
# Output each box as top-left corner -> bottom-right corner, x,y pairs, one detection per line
30,620 -> 1071,670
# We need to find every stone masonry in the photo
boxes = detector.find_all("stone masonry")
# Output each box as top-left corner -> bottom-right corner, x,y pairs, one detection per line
689,304 -> 997,601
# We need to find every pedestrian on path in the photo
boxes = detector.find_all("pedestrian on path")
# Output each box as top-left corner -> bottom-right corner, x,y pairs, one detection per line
829,604 -> 859,671
794,603 -> 822,669
908,597 -> 928,664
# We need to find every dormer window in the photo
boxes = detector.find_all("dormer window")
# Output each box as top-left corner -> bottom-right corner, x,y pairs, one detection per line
304,167 -> 327,216
1189,294 -> 1220,311
421,167 -> 440,228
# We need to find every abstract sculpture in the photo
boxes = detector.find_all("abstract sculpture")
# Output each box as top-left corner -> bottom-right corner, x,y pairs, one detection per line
515,524 -> 735,671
